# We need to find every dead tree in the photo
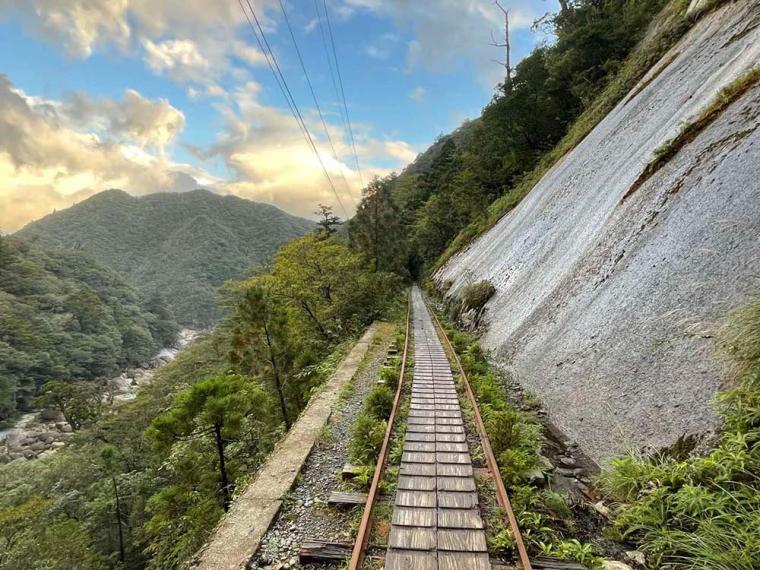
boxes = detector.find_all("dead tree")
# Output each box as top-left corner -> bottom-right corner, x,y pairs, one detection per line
490,0 -> 512,90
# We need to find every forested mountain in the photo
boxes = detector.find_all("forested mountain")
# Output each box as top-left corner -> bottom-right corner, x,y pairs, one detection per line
0,235 -> 178,421
17,189 -> 314,326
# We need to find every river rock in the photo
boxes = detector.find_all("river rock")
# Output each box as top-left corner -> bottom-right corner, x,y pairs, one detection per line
51,441 -> 66,449
602,561 -> 633,570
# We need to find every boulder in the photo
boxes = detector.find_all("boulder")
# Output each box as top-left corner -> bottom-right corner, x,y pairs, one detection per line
602,562 -> 633,570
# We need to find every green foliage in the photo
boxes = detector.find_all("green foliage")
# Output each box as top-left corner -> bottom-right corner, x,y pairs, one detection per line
461,280 -> 496,313
539,539 -> 602,568
0,236 -> 177,421
380,366 -> 400,391
17,189 -> 314,326
364,385 -> 394,421
349,413 -> 386,465
600,293 -> 760,569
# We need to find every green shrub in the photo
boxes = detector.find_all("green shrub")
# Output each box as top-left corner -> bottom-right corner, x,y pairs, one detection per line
600,293 -> 760,569
365,385 -> 394,420
461,280 -> 496,312
349,413 -> 386,465
380,366 -> 400,391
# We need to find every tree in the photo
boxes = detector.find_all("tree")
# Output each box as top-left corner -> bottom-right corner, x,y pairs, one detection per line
229,286 -> 295,429
314,204 -> 341,238
349,176 -> 406,274
34,381 -> 104,431
148,374 -> 267,511
99,445 -> 126,565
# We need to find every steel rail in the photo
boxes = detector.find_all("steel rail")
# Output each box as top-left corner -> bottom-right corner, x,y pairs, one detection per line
426,295 -> 533,570
348,290 -> 411,570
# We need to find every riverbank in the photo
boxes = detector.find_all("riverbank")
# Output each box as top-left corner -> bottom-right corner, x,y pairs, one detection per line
0,328 -> 203,463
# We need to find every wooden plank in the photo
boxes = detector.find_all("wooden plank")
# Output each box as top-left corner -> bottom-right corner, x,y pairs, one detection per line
388,527 -> 436,550
435,433 -> 467,443
408,410 -> 436,418
384,550 -> 436,570
407,424 -> 436,433
434,425 -> 465,434
408,416 -> 436,425
395,490 -> 436,508
397,475 -> 436,491
299,540 -> 353,563
437,508 -> 484,529
435,418 -> 463,426
435,410 -> 462,418
402,451 -> 436,463
438,552 -> 490,570
328,491 -> 367,506
436,442 -> 468,453
438,491 -> 478,509
437,477 -> 476,492
406,432 -> 436,442
436,452 -> 471,464
437,463 -> 473,477
391,506 -> 435,527
403,441 -> 436,452
437,529 -> 488,552
399,463 -> 436,476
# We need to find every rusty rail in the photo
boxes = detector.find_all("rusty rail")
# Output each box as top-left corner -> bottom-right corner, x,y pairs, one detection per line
425,295 -> 533,570
347,290 -> 411,570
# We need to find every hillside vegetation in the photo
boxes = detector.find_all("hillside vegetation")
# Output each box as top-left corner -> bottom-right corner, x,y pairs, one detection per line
0,225 -> 401,569
0,235 -> 177,422
17,189 -> 314,326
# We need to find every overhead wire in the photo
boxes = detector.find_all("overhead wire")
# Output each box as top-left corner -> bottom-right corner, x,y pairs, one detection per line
277,0 -> 355,206
237,0 -> 348,216
321,0 -> 365,189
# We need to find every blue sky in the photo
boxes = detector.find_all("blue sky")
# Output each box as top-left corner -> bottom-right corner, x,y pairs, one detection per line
0,0 -> 557,230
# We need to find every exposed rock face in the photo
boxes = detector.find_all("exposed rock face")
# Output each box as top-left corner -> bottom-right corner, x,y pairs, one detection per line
436,2 -> 760,463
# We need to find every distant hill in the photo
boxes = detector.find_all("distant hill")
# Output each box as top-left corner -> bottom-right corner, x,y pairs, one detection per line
17,189 -> 315,326
0,235 -> 178,420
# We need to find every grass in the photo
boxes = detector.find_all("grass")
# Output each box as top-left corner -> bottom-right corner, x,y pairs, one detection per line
599,292 -> 760,569
622,66 -> 760,201
432,0 -> 696,273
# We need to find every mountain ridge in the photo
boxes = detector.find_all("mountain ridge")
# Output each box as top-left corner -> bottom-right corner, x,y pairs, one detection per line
17,189 -> 315,326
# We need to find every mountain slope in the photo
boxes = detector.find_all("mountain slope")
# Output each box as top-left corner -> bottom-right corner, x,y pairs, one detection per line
0,235 -> 177,420
17,189 -> 314,326
436,1 -> 760,463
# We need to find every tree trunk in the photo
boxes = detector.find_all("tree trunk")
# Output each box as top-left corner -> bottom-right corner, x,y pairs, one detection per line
214,422 -> 231,511
263,323 -> 291,430
112,476 -> 125,564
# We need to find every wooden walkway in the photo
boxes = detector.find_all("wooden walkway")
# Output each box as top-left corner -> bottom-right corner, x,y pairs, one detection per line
385,288 -> 489,570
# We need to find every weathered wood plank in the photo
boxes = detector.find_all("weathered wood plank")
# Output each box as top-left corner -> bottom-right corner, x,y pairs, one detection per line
391,506 -> 435,527
437,477 -> 476,492
384,550 -> 436,570
436,442 -> 468,453
397,475 -> 436,491
403,441 -> 436,452
405,432 -> 436,443
438,491 -> 478,509
402,451 -> 436,463
327,491 -> 367,506
437,508 -> 484,529
438,552 -> 490,570
436,452 -> 471,464
399,463 -> 436,476
298,540 -> 352,563
437,463 -> 473,477
395,490 -> 436,507
388,527 -> 436,550
435,433 -> 467,443
437,529 -> 488,552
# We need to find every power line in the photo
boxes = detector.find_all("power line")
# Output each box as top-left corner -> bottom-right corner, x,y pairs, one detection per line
277,0 -> 355,206
322,0 -> 364,189
237,0 -> 348,217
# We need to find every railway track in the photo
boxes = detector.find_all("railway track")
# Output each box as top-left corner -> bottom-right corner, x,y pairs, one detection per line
348,286 -> 532,570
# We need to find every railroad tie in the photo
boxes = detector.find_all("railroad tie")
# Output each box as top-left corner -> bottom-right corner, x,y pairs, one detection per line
385,288 -> 489,570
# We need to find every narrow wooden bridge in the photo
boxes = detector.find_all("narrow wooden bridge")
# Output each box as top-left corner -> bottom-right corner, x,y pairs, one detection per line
384,287 -> 489,569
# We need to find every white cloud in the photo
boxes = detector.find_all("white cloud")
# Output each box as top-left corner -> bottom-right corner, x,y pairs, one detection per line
409,86 -> 425,102
142,39 -> 210,83
0,75 -> 201,231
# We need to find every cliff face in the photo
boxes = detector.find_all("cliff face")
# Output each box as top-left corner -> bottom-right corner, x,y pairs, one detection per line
436,1 -> 760,463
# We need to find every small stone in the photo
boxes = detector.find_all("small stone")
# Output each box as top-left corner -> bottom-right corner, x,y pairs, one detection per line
625,550 -> 646,566
560,456 -> 576,466
593,500 -> 610,517
51,441 -> 66,449
61,425 -> 73,433
557,467 -> 576,477
602,561 -> 633,570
